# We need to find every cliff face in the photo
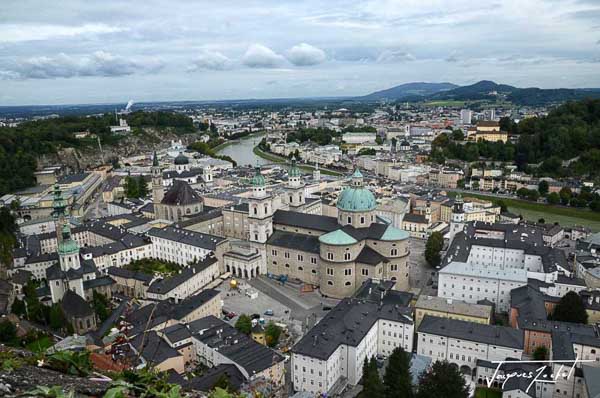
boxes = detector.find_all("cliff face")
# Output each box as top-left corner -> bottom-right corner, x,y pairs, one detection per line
37,128 -> 201,171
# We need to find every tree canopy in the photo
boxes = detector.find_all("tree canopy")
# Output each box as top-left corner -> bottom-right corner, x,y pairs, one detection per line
384,347 -> 413,398
425,232 -> 444,268
416,360 -> 469,398
552,291 -> 588,324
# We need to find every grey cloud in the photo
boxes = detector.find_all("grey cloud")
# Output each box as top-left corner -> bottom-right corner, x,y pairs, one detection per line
242,44 -> 286,68
188,50 -> 232,71
286,43 -> 326,66
1,51 -> 163,80
376,50 -> 415,63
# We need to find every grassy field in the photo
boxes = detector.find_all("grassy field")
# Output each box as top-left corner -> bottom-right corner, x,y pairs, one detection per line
252,146 -> 343,176
449,191 -> 600,231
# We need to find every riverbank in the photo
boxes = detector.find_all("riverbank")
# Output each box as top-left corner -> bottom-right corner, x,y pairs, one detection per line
252,146 -> 343,176
448,191 -> 600,231
213,131 -> 266,151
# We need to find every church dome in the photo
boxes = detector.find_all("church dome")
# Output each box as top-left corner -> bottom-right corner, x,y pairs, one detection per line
174,152 -> 189,165
337,168 -> 377,212
251,167 -> 265,187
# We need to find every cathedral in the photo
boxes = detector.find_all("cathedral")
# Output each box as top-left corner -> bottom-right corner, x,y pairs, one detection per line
249,165 -> 411,298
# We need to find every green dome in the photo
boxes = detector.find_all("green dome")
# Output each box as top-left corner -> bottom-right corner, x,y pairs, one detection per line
289,158 -> 301,178
319,229 -> 358,246
337,186 -> 377,212
251,167 -> 265,187
58,239 -> 79,255
380,225 -> 409,241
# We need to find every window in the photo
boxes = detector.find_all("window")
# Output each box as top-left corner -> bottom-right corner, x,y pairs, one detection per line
326,268 -> 334,276
390,264 -> 398,271
391,248 -> 398,256
344,269 -> 352,276
345,281 -> 351,286
344,252 -> 351,261
272,249 -> 277,256
298,254 -> 303,261
362,268 -> 369,276
360,216 -> 365,224
347,216 -> 352,224
327,280 -> 333,286
327,253 -> 334,260
311,257 -> 317,264
298,266 -> 303,271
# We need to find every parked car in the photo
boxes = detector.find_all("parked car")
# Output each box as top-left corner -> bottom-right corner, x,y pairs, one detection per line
264,309 -> 274,316
251,313 -> 261,320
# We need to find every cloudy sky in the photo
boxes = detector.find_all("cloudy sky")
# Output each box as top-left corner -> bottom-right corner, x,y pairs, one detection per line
1,0 -> 600,105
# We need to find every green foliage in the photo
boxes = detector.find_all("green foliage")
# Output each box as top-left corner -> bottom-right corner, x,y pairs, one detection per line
234,314 -> 252,335
11,297 -> 26,317
516,188 -> 540,201
533,345 -> 548,360
116,367 -> 182,398
265,322 -> 282,348
547,192 -> 560,205
46,350 -> 92,376
0,319 -> 18,345
212,373 -> 232,391
93,291 -> 111,322
287,127 -> 341,145
49,304 -> 68,331
559,187 -> 573,205
362,357 -> 385,398
451,129 -> 464,141
552,291 -> 588,324
538,180 -> 549,196
343,125 -> 377,133
384,347 -> 413,398
425,232 -> 444,268
25,386 -> 75,398
124,258 -> 181,276
375,136 -> 384,145
126,111 -> 195,135
124,176 -> 149,199
416,360 -> 469,398
358,148 -> 377,156
0,206 -> 17,266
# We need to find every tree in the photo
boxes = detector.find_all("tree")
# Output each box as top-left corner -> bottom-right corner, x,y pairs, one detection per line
425,232 -> 444,268
10,298 -> 26,317
547,192 -> 560,205
416,360 -> 469,398
559,187 -> 573,205
234,314 -> 252,335
375,136 -> 384,145
384,347 -> 413,398
552,291 -> 588,324
124,176 -> 139,198
538,180 -> 549,196
362,357 -> 384,398
451,129 -> 464,141
533,346 -> 548,360
49,304 -> 67,331
137,175 -> 148,198
92,291 -> 111,322
265,322 -> 282,348
0,319 -> 17,345
496,199 -> 508,213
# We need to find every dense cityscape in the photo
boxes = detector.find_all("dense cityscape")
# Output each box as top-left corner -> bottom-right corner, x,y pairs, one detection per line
3,1 -> 600,398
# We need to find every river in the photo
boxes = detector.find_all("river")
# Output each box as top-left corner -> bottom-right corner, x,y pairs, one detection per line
216,133 -> 268,167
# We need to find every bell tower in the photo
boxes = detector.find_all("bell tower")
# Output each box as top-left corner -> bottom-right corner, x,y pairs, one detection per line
151,151 -> 164,218
248,166 -> 273,243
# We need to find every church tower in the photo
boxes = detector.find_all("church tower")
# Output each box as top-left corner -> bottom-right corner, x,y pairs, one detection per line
313,161 -> 321,182
449,193 -> 466,240
285,157 -> 305,209
151,151 -> 164,219
248,166 -> 273,244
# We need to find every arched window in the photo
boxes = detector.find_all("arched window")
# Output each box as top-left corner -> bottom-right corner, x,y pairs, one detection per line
345,281 -> 351,286
327,280 -> 333,286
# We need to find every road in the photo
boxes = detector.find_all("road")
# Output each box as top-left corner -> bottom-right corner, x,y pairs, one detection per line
83,190 -> 107,220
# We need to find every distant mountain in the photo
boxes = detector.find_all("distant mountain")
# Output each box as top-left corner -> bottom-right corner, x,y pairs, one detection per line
427,80 -> 600,105
361,82 -> 458,100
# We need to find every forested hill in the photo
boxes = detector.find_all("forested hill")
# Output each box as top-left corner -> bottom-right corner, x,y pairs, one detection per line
431,99 -> 600,177
0,111 -> 195,195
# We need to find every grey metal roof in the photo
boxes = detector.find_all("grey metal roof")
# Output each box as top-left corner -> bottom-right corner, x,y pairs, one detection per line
192,315 -> 284,375
292,298 -> 413,360
161,180 -> 202,206
147,226 -> 225,250
266,230 -> 320,254
418,315 -> 524,350
272,209 -> 339,233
